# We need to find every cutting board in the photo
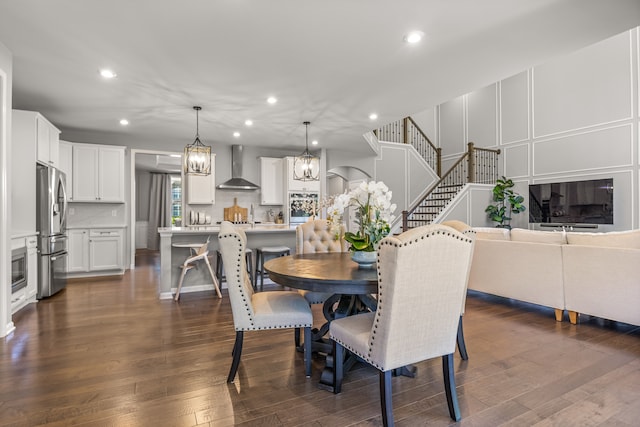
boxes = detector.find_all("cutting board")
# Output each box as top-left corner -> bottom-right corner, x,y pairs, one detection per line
224,198 -> 248,222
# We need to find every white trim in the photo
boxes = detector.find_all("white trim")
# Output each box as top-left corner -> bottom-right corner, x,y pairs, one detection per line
0,68 -> 14,337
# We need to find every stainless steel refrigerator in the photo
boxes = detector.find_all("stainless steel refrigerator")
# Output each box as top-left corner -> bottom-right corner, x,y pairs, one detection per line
36,164 -> 68,298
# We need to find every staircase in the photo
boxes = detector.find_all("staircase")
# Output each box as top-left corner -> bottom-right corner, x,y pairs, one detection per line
402,142 -> 501,231
374,116 -> 501,231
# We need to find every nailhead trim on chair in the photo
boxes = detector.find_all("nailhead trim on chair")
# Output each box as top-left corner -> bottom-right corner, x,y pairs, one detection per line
366,227 -> 473,363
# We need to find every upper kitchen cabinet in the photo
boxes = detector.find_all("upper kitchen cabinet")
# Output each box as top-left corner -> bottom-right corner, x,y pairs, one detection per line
72,143 -> 125,202
285,156 -> 320,193
186,154 -> 216,204
58,141 -> 73,200
260,157 -> 284,205
13,109 -> 60,167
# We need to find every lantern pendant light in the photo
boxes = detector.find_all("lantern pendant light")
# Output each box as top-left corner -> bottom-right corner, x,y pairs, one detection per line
183,106 -> 211,175
293,121 -> 319,181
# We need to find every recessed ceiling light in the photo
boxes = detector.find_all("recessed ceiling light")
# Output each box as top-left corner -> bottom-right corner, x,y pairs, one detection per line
245,119 -> 253,126
267,96 -> 278,104
404,31 -> 424,44
369,113 -> 378,120
119,119 -> 129,126
100,69 -> 117,79
233,131 -> 240,138
311,140 -> 318,146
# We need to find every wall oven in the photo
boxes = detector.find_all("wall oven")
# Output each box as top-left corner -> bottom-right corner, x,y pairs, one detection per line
11,246 -> 28,293
288,191 -> 319,225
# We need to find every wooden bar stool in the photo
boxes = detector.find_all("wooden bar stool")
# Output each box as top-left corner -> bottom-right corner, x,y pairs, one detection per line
216,248 -> 254,286
254,246 -> 291,291
174,239 -> 221,301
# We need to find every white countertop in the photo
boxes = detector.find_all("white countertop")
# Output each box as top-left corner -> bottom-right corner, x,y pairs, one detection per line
159,223 -> 296,235
11,230 -> 39,239
66,224 -> 127,230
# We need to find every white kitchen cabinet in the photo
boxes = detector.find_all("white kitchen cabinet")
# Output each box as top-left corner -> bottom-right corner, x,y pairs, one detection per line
58,140 -> 73,200
67,229 -> 89,272
26,236 -> 38,301
186,154 -> 216,204
285,156 -> 320,192
260,157 -> 284,205
89,229 -> 123,271
72,143 -> 125,202
12,109 -> 60,167
67,228 -> 124,274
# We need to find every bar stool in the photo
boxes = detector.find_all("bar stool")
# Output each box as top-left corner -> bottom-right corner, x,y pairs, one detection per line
216,248 -> 254,287
174,239 -> 222,301
254,246 -> 291,291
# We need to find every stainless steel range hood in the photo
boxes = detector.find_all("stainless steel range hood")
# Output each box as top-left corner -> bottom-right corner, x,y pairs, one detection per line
216,145 -> 260,190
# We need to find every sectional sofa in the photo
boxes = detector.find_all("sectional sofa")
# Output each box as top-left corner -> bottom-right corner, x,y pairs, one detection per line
467,227 -> 640,326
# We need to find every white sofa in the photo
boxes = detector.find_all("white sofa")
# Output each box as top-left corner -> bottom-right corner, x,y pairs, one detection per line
467,227 -> 640,326
468,228 -> 566,322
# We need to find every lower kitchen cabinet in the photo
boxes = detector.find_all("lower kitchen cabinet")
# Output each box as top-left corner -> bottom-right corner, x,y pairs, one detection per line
67,228 -> 124,275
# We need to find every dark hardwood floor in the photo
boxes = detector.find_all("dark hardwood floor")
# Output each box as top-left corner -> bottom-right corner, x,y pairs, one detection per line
1,250 -> 639,426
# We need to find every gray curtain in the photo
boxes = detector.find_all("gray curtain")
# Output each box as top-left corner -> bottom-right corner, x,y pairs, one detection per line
147,173 -> 172,250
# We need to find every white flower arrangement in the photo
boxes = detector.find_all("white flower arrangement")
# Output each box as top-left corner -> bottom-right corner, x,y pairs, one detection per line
327,180 -> 396,252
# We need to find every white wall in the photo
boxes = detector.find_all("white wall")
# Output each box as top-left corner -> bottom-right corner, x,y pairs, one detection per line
0,41 -> 13,336
420,27 -> 640,231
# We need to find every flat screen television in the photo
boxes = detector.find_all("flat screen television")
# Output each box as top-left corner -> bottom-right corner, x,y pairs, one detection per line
529,178 -> 613,226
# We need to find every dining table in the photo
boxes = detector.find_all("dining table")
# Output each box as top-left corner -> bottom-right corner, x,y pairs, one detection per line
264,252 -> 414,391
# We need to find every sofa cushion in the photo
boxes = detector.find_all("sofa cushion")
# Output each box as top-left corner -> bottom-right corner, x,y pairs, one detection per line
566,229 -> 640,249
473,227 -> 510,241
511,228 -> 567,244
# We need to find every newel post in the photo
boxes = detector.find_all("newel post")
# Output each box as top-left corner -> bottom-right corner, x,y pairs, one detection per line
403,117 -> 409,145
467,142 -> 475,183
402,210 -> 408,232
436,147 -> 442,177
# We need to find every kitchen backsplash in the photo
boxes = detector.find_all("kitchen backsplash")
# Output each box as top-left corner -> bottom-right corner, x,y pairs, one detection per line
185,191 -> 283,225
67,203 -> 127,227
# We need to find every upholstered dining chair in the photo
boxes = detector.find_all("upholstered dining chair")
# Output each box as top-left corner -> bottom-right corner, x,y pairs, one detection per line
218,221 -> 313,382
330,224 -> 475,426
295,219 -> 348,346
296,219 -> 348,303
441,219 -> 477,360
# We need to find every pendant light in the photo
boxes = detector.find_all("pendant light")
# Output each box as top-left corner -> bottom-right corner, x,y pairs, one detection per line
183,106 -> 211,175
293,121 -> 319,181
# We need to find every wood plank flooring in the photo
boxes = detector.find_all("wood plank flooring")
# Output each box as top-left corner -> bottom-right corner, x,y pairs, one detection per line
1,250 -> 639,426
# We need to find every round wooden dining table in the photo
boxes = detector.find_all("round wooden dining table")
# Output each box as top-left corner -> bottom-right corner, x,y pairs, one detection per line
264,252 -> 380,391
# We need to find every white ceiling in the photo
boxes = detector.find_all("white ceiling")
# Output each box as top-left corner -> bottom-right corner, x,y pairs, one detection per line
1,0 -> 639,155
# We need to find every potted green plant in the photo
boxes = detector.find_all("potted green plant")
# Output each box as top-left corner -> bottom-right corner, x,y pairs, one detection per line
485,176 -> 526,229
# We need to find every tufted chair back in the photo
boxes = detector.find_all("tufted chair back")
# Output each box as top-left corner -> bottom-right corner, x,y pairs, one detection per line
296,219 -> 348,254
369,224 -> 474,370
218,221 -> 256,328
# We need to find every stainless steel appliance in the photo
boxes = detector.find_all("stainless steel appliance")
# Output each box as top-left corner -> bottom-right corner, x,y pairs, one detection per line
36,164 -> 68,298
11,246 -> 28,293
288,191 -> 319,225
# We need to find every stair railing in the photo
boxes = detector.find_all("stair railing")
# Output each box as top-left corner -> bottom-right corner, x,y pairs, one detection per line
402,142 -> 500,231
374,116 -> 442,176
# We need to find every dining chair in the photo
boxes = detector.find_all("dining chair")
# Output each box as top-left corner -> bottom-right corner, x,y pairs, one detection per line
295,219 -> 348,346
441,219 -> 477,360
330,224 -> 475,426
218,221 -> 313,382
174,236 -> 222,301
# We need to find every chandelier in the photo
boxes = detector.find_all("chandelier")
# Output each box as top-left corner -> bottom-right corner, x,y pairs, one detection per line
293,121 -> 319,181
183,106 -> 211,175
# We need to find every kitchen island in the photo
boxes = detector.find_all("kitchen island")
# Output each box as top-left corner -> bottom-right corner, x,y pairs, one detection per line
157,224 -> 296,299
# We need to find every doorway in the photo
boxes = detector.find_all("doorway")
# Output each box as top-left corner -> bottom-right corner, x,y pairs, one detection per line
129,149 -> 182,269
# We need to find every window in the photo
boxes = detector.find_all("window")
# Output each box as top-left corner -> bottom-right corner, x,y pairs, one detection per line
171,175 -> 182,223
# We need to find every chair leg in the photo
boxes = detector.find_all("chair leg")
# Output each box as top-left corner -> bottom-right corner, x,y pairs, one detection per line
204,256 -> 222,299
380,370 -> 394,427
294,328 -> 301,348
442,353 -> 461,422
457,315 -> 468,360
333,341 -> 344,394
304,326 -> 312,378
174,264 -> 189,301
227,331 -> 244,383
